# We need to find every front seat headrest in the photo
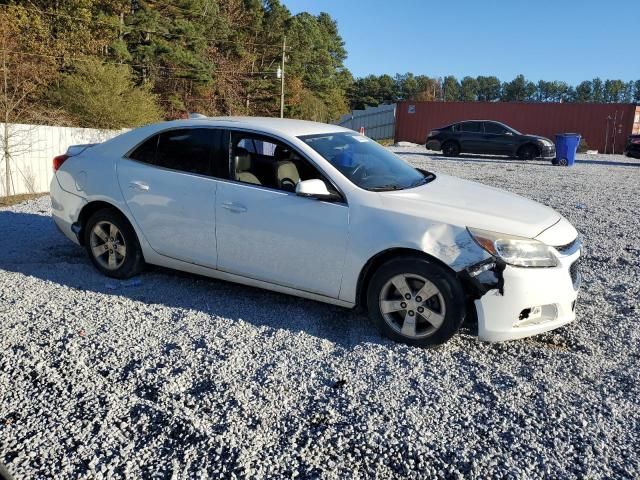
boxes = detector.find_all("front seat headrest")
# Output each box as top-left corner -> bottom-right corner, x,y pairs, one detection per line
234,147 -> 251,172
274,144 -> 292,162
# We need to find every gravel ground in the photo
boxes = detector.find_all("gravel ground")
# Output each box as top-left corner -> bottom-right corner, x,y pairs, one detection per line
1,150 -> 639,479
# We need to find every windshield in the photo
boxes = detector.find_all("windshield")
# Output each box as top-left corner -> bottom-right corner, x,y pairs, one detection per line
498,123 -> 521,135
299,132 -> 432,191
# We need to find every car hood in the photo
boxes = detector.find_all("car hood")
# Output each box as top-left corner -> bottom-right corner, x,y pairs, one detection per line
378,174 -> 562,240
523,134 -> 552,143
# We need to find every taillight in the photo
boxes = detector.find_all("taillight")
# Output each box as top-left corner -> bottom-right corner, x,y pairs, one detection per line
52,154 -> 69,171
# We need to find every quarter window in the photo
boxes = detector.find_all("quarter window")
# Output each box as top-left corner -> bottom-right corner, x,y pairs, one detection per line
129,134 -> 159,164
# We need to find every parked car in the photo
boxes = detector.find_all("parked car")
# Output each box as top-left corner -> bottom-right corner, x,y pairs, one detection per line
51,117 -> 581,346
426,120 -> 556,160
624,134 -> 640,159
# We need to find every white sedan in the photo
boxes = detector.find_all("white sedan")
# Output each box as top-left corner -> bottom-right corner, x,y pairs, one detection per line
50,117 -> 581,346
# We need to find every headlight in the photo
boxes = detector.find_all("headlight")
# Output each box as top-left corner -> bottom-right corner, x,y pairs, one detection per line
539,139 -> 554,147
467,227 -> 558,267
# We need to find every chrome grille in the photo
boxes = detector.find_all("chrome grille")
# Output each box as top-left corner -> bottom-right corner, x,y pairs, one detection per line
555,237 -> 581,256
569,259 -> 581,290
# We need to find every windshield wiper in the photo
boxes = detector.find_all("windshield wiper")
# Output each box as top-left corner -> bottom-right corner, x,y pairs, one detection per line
368,184 -> 402,191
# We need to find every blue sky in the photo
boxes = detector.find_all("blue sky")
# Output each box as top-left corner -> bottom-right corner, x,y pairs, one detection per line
282,0 -> 639,85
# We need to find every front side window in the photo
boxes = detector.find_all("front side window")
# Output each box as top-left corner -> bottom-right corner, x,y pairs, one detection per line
231,132 -> 334,193
299,132 -> 431,191
484,122 -> 510,135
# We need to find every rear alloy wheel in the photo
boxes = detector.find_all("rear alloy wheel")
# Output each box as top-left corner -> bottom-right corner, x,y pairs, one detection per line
442,141 -> 460,157
84,209 -> 144,279
367,257 -> 465,346
518,144 -> 538,160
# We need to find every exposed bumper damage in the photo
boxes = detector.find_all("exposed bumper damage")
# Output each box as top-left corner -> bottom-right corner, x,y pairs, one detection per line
456,233 -> 581,342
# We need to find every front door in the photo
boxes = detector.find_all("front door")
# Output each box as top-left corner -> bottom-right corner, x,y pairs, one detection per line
215,131 -> 350,298
482,121 -> 517,154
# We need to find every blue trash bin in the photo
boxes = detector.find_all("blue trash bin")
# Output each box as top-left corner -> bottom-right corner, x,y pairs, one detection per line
554,133 -> 581,166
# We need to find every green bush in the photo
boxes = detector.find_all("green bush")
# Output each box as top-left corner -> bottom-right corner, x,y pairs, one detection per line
50,59 -> 162,129
577,138 -> 589,153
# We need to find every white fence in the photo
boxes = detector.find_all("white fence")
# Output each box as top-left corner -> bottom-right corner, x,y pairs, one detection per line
0,123 -> 124,196
336,104 -> 396,140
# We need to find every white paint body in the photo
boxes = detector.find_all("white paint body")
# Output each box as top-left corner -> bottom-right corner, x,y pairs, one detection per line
50,117 -> 580,342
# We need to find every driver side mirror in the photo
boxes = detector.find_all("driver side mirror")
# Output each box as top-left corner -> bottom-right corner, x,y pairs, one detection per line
296,179 -> 338,201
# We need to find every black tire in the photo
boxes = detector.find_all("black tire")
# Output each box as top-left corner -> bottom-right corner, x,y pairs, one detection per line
84,208 -> 144,279
517,144 -> 538,160
442,141 -> 460,157
366,256 -> 465,347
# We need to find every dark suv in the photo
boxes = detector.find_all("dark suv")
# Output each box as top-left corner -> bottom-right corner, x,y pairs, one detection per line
426,120 -> 556,160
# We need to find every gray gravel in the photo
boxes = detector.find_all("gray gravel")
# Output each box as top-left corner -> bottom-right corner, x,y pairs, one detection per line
1,150 -> 639,479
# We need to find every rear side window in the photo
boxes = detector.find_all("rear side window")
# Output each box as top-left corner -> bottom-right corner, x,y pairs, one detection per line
129,134 -> 159,164
127,127 -> 228,178
459,121 -> 481,133
156,129 -> 212,175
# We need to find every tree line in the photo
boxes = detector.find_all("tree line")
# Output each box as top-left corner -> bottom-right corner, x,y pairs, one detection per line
348,74 -> 640,110
0,0 -> 351,130
1,0 -> 638,132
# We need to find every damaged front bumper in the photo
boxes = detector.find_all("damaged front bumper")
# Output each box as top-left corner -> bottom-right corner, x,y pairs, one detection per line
461,240 -> 581,342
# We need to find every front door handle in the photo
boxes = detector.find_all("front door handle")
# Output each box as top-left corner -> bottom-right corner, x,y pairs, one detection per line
221,201 -> 247,213
129,181 -> 149,191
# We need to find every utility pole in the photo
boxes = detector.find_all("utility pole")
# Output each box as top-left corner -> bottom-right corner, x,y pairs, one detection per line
280,35 -> 286,118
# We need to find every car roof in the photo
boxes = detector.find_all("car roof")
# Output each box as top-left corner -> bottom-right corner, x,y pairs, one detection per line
148,116 -> 353,137
454,120 -> 506,123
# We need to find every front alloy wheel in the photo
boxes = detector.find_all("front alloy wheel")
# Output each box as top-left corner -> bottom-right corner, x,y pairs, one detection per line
367,257 -> 465,346
379,274 -> 446,339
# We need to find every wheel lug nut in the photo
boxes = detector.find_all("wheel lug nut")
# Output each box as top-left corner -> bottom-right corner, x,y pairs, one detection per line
415,296 -> 422,303
404,293 -> 411,300
408,311 -> 415,316
418,307 -> 424,313
400,302 -> 407,309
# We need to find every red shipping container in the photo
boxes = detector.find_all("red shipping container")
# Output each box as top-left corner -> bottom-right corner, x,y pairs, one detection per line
395,101 -> 636,154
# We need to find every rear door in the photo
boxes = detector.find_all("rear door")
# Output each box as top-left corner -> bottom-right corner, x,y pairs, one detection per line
118,128 -> 227,268
457,121 -> 484,153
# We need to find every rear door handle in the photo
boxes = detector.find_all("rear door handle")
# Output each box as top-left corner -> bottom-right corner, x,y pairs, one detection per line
221,201 -> 247,213
129,181 -> 149,191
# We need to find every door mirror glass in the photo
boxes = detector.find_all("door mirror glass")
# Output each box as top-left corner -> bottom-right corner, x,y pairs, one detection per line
296,179 -> 333,199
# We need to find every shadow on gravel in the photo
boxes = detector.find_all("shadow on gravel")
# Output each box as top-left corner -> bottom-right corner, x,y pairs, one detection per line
398,151 -> 640,168
0,210 -> 379,348
397,152 -> 551,166
574,159 -> 640,167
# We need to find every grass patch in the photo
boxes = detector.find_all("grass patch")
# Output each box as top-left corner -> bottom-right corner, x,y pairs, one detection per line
0,193 -> 48,207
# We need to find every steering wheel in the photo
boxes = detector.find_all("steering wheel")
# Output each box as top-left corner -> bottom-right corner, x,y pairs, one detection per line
280,178 -> 297,192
